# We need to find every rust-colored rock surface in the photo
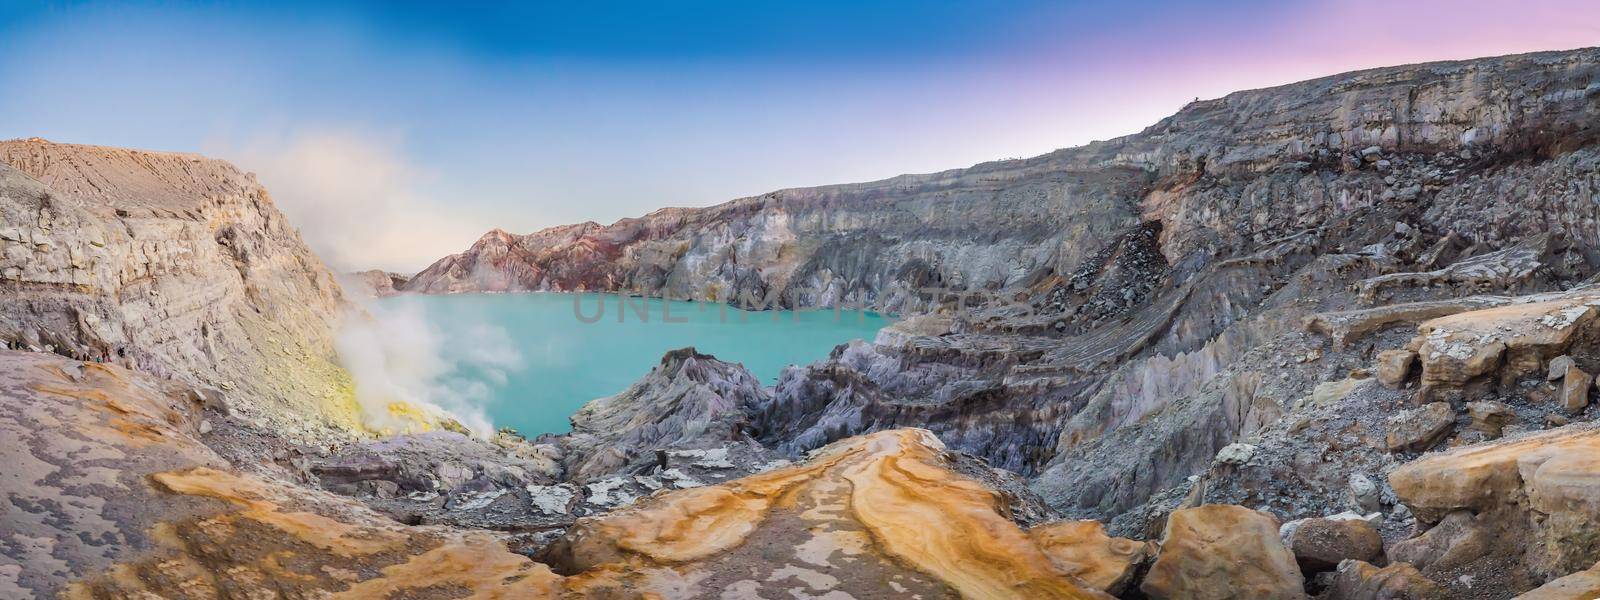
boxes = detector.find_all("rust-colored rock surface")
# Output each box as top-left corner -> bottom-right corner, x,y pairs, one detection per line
1030,520 -> 1153,595
549,428 -> 1116,599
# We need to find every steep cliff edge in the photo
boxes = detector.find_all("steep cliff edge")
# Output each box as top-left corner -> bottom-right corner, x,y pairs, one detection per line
389,48 -> 1600,596
399,44 -> 1600,490
404,48 -> 1600,310
0,139 -> 359,439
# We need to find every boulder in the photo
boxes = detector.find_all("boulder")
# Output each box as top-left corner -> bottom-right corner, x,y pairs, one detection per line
1384,403 -> 1456,452
1518,560 -> 1600,599
1386,510 -> 1500,573
1466,400 -> 1516,437
1389,425 -> 1600,579
1141,505 -> 1306,600
1317,560 -> 1444,600
1216,442 -> 1258,466
1411,297 -> 1600,390
1559,364 -> 1593,414
1376,349 -> 1416,388
1549,355 -> 1577,381
1030,520 -> 1152,595
1348,473 -> 1381,513
1286,517 -> 1383,573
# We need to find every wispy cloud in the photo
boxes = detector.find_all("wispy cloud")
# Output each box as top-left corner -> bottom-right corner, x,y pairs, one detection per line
217,130 -> 485,273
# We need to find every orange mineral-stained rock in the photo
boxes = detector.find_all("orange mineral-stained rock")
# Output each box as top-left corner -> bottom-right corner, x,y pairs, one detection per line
1140,504 -> 1307,600
1390,424 -> 1600,579
1389,425 -> 1600,521
1030,519 -> 1153,594
20,349 -> 1122,600
550,428 -> 1116,599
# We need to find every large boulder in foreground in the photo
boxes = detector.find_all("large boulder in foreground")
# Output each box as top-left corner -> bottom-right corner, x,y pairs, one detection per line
1390,424 -> 1600,586
1141,504 -> 1306,600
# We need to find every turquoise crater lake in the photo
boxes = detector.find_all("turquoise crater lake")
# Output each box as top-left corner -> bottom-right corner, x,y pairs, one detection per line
376,293 -> 892,437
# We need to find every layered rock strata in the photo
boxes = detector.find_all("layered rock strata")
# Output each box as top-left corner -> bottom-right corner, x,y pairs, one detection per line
0,139 -> 358,438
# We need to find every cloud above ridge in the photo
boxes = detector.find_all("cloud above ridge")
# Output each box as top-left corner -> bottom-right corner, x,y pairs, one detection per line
220,130 -> 487,273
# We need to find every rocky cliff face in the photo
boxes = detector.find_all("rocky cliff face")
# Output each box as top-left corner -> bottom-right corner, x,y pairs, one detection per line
0,139 -> 360,439
390,47 -> 1600,596
11,47 -> 1600,599
406,47 -> 1600,481
405,48 -> 1599,309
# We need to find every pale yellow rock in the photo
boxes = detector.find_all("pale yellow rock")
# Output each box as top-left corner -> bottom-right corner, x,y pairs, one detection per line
1391,426 -> 1600,520
1030,519 -> 1152,594
1413,297 -> 1600,388
1376,349 -> 1416,388
1559,364 -> 1593,414
1517,561 -> 1600,599
1391,425 -> 1600,578
1141,504 -> 1306,600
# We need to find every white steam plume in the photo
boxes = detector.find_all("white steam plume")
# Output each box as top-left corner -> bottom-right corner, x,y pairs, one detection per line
334,299 -> 520,437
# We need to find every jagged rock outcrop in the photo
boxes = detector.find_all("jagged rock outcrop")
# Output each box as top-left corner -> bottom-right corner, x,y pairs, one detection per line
559,347 -> 777,482
0,139 -> 358,439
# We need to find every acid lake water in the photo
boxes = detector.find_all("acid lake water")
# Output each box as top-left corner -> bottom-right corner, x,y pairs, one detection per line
376,292 -> 891,437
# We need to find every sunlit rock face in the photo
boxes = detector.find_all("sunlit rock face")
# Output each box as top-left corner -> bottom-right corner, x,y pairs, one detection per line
543,428 -> 1125,599
1390,424 -> 1600,582
0,139 -> 359,439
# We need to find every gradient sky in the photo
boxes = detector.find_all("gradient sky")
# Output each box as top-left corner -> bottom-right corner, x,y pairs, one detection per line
1,1 -> 1596,271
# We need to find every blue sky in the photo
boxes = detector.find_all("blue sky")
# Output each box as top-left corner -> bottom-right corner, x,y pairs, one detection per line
1,1 -> 1595,270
